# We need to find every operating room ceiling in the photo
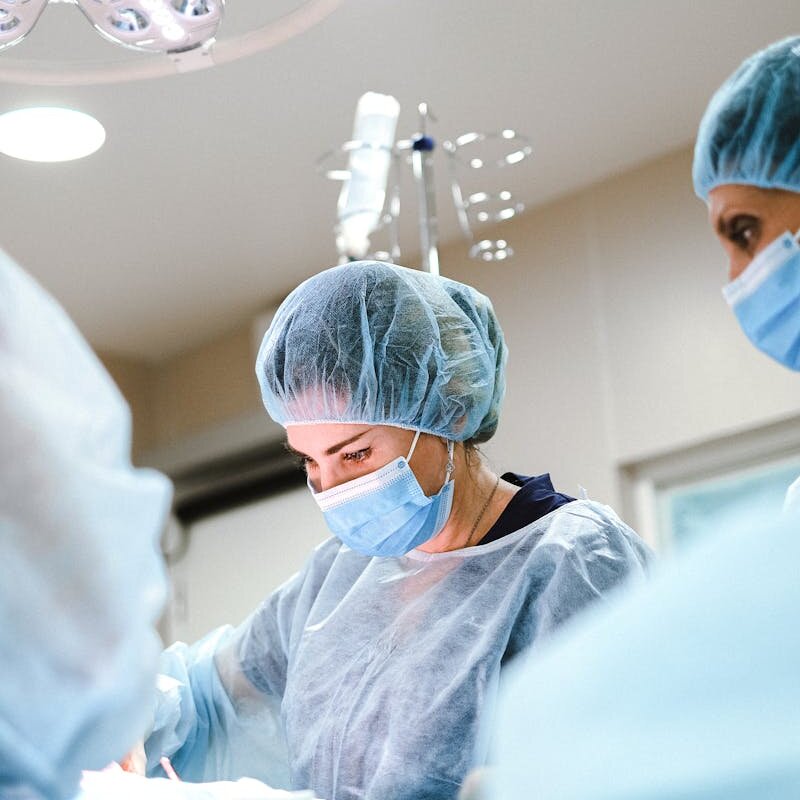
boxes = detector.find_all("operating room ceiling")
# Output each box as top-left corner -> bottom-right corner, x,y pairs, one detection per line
0,0 -> 796,360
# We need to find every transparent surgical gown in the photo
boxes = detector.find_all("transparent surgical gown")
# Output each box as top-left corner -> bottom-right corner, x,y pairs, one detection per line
146,500 -> 651,800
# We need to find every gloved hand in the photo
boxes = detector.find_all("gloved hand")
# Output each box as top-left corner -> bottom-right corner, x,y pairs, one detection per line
119,742 -> 147,775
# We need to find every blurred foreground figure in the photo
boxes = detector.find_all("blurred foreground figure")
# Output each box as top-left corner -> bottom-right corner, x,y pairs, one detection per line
0,249 -> 172,799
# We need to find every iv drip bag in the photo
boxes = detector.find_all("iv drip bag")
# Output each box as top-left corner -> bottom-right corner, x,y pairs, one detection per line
337,92 -> 400,260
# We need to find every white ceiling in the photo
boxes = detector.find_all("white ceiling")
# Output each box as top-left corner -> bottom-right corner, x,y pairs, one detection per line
0,0 -> 796,361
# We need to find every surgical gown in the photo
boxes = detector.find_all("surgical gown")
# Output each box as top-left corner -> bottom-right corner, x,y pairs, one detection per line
492,500 -> 800,800
146,499 -> 651,800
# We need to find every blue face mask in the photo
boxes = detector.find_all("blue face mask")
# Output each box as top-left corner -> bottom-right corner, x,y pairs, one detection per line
723,230 -> 800,371
310,431 -> 455,557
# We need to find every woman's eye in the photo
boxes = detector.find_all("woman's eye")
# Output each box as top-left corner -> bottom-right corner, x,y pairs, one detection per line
343,448 -> 371,463
297,455 -> 315,470
726,215 -> 760,251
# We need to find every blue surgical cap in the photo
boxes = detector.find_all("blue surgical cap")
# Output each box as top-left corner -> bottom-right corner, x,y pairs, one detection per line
256,261 -> 507,443
693,36 -> 800,201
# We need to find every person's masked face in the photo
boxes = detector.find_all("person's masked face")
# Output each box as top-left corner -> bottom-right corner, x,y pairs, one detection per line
708,185 -> 800,281
708,185 -> 800,371
287,423 -> 456,556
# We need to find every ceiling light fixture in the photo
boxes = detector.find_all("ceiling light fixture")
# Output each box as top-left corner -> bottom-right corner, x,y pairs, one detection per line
0,107 -> 105,162
0,0 -> 223,55
0,0 -> 341,86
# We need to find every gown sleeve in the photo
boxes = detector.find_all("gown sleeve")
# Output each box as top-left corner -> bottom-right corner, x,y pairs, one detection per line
145,540 -> 341,787
145,580 -> 301,786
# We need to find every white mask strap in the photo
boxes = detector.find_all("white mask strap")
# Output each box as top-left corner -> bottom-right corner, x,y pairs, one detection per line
444,440 -> 455,482
406,430 -> 422,463
406,432 -> 454,486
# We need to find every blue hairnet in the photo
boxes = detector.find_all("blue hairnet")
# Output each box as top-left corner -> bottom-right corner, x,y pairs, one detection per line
693,36 -> 800,201
256,261 -> 507,443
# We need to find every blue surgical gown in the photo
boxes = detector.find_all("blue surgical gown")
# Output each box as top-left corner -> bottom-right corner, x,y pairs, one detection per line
493,501 -> 800,800
146,499 -> 651,800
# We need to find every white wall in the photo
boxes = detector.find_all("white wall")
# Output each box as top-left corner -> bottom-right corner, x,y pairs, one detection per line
166,486 -> 329,644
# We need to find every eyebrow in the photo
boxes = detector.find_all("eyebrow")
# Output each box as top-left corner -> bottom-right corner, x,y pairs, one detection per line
285,428 -> 376,459
711,202 -> 729,234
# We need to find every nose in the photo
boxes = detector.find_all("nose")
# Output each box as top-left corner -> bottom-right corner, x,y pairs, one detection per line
315,463 -> 351,494
728,255 -> 750,283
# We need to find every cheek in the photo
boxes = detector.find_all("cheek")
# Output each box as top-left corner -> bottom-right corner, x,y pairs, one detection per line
410,449 -> 449,496
728,254 -> 751,283
715,238 -> 750,283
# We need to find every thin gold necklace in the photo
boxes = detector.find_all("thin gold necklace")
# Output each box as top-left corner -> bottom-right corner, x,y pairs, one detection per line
468,474 -> 501,545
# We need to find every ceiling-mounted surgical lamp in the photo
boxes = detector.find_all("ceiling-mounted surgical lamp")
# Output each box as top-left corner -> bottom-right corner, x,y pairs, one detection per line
0,0 -> 222,55
0,0 -> 341,86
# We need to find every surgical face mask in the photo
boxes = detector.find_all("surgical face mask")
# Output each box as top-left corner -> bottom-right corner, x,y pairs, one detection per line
310,431 -> 455,557
723,229 -> 800,371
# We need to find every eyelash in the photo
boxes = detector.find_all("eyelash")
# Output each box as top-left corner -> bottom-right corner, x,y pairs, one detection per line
725,215 -> 760,251
343,447 -> 371,463
293,447 -> 372,470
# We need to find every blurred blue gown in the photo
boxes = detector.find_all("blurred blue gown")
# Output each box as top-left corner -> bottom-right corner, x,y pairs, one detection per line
492,498 -> 800,800
145,499 -> 651,800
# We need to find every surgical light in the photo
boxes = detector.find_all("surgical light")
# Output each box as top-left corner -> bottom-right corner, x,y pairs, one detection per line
0,107 -> 105,162
0,1 -> 340,86
0,0 -> 223,55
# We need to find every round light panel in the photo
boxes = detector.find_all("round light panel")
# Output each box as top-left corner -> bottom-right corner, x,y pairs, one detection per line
0,107 -> 105,162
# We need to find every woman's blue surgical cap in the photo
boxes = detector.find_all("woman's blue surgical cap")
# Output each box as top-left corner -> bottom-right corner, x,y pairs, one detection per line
256,261 -> 507,443
693,36 -> 800,201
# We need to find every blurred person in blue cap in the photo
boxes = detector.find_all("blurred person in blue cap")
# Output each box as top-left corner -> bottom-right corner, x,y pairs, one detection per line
0,248 -> 172,800
0,250 -> 317,800
489,36 -> 800,800
143,260 -> 652,800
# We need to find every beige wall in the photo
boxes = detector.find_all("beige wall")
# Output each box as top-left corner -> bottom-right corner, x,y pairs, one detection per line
101,323 -> 262,461
104,144 -> 800,507
101,353 -> 158,458
446,145 -> 799,506
149,324 -> 261,445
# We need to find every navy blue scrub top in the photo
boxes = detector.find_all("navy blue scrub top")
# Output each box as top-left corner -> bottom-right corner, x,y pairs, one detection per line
478,473 -> 575,546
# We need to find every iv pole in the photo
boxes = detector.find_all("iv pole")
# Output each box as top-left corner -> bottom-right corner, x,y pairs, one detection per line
322,93 -> 529,275
410,103 -> 440,275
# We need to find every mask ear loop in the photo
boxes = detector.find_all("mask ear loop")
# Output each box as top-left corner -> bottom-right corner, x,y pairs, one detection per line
406,430 -> 422,463
406,433 -> 455,483
444,440 -> 455,482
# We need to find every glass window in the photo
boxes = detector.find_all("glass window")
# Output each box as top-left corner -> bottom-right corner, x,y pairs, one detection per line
657,456 -> 800,549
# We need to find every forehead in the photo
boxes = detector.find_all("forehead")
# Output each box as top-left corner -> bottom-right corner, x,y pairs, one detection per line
707,184 -> 800,227
286,422 -> 409,453
708,184 -> 771,220
287,422 -> 372,448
